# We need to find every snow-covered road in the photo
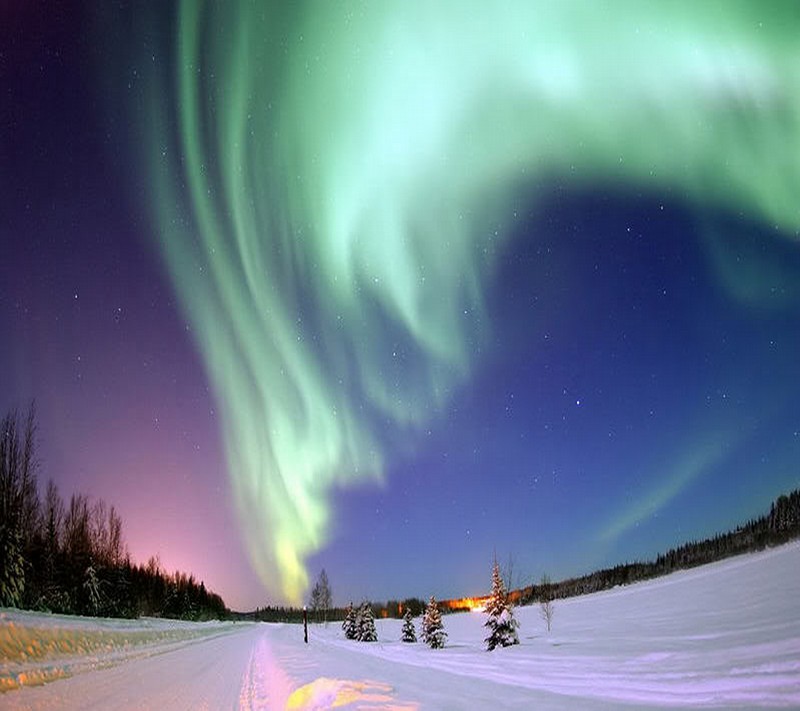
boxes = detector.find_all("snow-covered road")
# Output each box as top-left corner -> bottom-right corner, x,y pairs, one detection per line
0,617 -> 546,710
2,542 -> 800,709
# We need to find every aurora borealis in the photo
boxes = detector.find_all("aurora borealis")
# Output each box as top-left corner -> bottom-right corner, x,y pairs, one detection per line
2,2 -> 799,609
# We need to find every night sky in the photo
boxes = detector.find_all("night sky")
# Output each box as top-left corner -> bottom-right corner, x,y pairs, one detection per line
2,2 -> 799,611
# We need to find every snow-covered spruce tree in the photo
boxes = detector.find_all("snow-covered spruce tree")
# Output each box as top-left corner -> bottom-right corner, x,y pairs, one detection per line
342,602 -> 358,640
354,604 -> 363,640
401,607 -> 416,642
484,560 -> 519,651
422,596 -> 447,649
359,602 -> 378,642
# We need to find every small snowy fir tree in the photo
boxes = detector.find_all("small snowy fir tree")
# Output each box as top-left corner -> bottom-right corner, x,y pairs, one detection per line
359,602 -> 378,642
422,596 -> 447,649
342,602 -> 358,640
84,563 -> 102,616
401,607 -> 416,642
484,560 -> 519,651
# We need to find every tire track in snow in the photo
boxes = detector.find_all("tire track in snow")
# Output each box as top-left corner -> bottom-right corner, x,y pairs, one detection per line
239,630 -> 294,710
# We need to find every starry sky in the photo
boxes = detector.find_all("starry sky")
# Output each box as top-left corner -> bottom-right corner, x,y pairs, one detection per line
1,1 -> 799,611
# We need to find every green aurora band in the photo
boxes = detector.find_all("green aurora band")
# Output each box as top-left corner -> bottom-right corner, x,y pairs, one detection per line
134,1 -> 799,602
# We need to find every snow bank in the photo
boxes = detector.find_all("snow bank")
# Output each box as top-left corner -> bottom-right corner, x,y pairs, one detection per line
0,610 -> 238,692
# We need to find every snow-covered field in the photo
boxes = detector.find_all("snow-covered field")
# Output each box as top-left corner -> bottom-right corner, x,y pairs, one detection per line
2,542 -> 799,709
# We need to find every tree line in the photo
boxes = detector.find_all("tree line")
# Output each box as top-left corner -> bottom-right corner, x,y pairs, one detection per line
251,568 -> 429,624
251,597 -> 430,624
0,406 -> 227,620
519,487 -> 800,605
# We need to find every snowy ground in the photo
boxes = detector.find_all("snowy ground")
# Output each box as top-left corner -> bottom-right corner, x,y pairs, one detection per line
2,541 -> 799,709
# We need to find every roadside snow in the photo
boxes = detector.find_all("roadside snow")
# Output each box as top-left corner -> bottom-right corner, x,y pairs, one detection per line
2,542 -> 799,709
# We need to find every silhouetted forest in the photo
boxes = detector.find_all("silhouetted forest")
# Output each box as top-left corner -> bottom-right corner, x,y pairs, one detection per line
518,488 -> 800,605
251,597 -> 428,623
0,406 -> 227,620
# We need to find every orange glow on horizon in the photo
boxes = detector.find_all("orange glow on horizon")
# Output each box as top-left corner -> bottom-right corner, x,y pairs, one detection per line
442,596 -> 488,612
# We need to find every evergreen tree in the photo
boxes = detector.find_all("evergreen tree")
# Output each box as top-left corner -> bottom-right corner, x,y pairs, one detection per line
354,604 -> 363,640
342,602 -> 358,640
422,596 -> 447,649
484,559 -> 519,651
38,479 -> 64,610
358,602 -> 378,642
0,523 -> 25,607
401,607 -> 416,642
83,563 -> 102,616
0,408 -> 38,608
